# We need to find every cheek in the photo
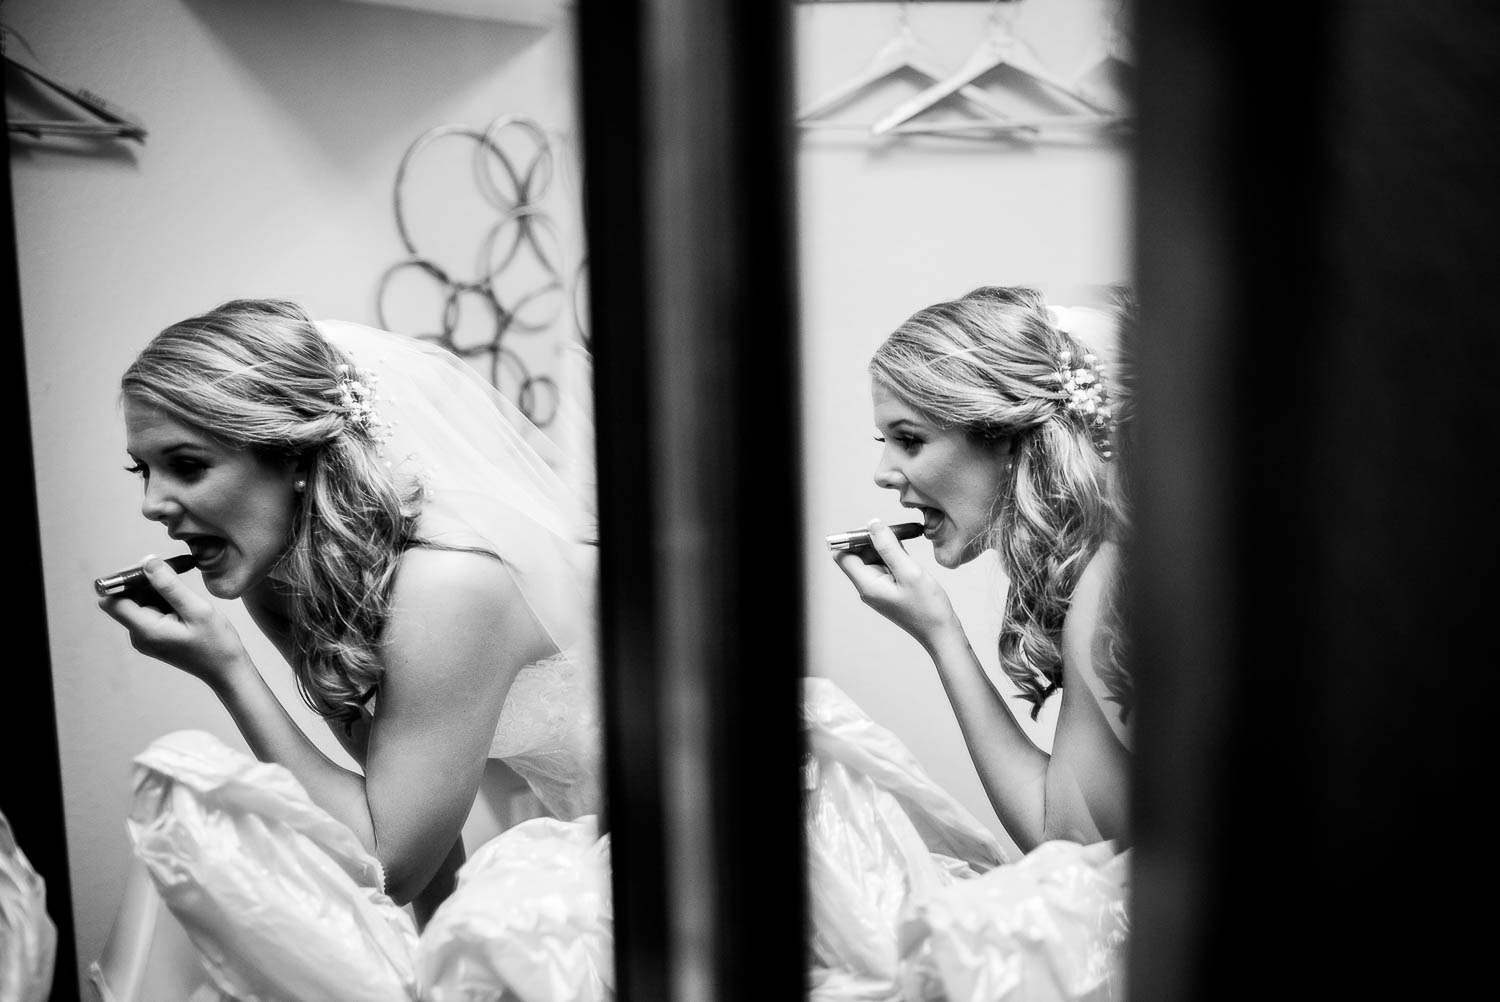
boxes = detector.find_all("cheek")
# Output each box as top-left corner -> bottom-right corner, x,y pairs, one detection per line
236,483 -> 298,541
957,470 -> 1003,520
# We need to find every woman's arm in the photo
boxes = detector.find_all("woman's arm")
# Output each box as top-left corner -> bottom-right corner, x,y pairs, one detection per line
918,617 -> 1053,849
835,523 -> 1132,852
101,549 -> 550,905
322,703 -> 467,927
356,547 -> 552,902
834,520 -> 1052,849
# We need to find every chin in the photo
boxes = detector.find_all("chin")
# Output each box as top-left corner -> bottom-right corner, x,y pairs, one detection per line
937,534 -> 989,570
201,566 -> 258,600
933,537 -> 977,569
202,577 -> 240,600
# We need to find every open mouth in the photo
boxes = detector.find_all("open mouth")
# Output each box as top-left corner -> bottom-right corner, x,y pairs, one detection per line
908,505 -> 945,537
184,535 -> 228,571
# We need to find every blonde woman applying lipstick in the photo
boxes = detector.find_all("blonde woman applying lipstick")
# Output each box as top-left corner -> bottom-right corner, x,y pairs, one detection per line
93,299 -> 599,1000
834,285 -> 1134,855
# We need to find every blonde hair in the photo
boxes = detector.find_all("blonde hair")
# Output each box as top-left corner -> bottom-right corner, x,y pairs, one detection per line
122,299 -> 423,726
870,286 -> 1134,718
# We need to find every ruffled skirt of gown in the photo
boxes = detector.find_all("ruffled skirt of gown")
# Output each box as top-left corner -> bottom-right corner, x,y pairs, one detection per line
88,676 -> 1127,1002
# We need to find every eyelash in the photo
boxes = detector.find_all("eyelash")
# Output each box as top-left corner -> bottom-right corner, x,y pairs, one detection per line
124,460 -> 206,479
874,435 -> 922,452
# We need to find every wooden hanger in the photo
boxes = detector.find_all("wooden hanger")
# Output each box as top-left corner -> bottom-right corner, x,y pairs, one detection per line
797,1 -> 1025,132
869,1 -> 1111,137
3,23 -> 148,143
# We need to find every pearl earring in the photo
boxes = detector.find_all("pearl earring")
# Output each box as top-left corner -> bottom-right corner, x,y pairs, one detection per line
294,478 -> 307,492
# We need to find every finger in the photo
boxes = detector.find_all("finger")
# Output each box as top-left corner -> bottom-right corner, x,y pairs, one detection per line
865,519 -> 919,580
139,554 -> 198,617
98,591 -> 170,633
98,592 -> 137,625
832,549 -> 895,594
832,544 -> 886,568
832,547 -> 888,579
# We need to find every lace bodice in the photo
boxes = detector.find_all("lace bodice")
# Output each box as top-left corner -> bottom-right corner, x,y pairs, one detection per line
489,642 -> 603,822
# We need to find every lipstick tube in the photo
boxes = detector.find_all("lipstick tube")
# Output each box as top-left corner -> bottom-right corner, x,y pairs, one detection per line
94,554 -> 199,597
826,522 -> 924,551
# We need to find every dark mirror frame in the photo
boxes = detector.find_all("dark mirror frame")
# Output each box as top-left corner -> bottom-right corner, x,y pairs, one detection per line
3,68 -> 78,994
576,0 -> 807,998
1129,4 -> 1494,1000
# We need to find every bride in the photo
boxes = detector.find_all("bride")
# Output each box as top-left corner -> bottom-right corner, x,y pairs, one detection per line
93,298 -> 602,1001
821,285 -> 1134,999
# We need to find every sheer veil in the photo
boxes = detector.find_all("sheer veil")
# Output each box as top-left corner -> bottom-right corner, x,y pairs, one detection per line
316,319 -> 598,659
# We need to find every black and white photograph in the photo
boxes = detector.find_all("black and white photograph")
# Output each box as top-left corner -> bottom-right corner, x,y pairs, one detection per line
3,1 -> 1494,1000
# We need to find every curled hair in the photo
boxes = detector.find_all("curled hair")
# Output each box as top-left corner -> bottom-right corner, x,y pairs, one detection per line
121,299 -> 423,725
870,286 -> 1134,718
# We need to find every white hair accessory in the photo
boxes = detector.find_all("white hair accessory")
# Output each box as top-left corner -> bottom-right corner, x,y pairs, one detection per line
332,362 -> 394,452
1048,305 -> 1116,461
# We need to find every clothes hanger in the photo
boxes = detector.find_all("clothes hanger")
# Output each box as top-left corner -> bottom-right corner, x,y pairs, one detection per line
1064,0 -> 1133,111
797,1 -> 1024,132
869,0 -> 1111,138
3,23 -> 148,142
885,111 -> 1130,140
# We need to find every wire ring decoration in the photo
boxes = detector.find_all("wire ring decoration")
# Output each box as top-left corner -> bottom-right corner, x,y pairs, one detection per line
376,114 -> 587,428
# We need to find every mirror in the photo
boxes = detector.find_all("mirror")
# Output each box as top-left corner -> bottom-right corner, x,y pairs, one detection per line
6,0 -> 594,996
795,0 -> 1132,845
791,0 -> 1134,990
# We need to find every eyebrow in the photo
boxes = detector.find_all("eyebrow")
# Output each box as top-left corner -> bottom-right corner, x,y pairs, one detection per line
125,442 -> 206,459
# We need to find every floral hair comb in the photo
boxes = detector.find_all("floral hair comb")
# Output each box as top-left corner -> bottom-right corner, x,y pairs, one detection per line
1057,348 -> 1114,460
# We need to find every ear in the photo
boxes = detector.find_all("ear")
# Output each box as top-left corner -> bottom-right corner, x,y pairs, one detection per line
284,452 -> 312,491
988,434 -> 1017,484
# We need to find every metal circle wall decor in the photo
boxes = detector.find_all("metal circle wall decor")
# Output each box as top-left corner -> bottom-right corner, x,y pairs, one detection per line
377,114 -> 585,428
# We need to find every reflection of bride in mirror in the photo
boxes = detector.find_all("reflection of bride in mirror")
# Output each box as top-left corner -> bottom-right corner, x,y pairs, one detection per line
92,299 -> 603,1000
825,285 -> 1133,997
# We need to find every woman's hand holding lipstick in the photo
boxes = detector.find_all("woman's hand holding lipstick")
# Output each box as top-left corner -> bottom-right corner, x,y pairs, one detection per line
831,519 -> 960,650
98,555 -> 251,690
94,553 -> 198,609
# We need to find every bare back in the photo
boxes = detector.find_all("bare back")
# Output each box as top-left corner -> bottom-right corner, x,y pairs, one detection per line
1043,542 -> 1132,845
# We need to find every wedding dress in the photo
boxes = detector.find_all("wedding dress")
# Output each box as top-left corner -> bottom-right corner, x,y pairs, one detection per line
90,642 -> 1128,1002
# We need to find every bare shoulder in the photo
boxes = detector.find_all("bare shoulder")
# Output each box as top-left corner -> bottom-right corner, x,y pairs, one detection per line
1061,542 -> 1133,743
390,546 -> 519,609
383,546 -> 555,669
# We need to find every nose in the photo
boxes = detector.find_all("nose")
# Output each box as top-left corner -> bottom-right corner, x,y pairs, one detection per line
873,448 -> 905,491
140,477 -> 181,524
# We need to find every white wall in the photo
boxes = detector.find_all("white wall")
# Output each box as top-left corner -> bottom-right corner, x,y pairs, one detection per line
793,0 -> 1132,857
8,0 -> 582,992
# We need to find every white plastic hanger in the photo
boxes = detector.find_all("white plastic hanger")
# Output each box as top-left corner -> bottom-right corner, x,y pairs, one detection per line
797,1 -> 1023,132
3,23 -> 148,142
870,0 -> 1110,137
